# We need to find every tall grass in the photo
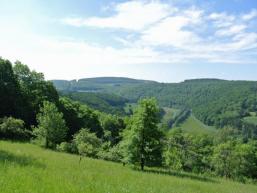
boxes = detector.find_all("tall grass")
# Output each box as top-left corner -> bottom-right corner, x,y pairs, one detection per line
0,140 -> 256,193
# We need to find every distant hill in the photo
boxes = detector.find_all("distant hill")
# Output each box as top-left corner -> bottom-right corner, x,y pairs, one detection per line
52,77 -> 257,135
52,77 -> 156,92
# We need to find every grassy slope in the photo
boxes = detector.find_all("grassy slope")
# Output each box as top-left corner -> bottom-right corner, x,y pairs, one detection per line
162,107 -> 181,124
162,107 -> 216,135
1,141 -> 257,193
176,115 -> 216,135
243,116 -> 257,126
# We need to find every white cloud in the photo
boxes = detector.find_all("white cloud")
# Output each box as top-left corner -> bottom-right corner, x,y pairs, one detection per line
2,0 -> 257,82
62,1 -> 257,57
242,9 -> 257,20
58,1 -> 257,70
140,15 -> 200,47
209,12 -> 235,28
62,1 -> 174,31
127,7 -> 203,48
215,25 -> 246,36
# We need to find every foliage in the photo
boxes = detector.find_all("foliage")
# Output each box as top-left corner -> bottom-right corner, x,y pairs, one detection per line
73,128 -> 101,158
56,141 -> 77,153
61,91 -> 128,115
99,113 -> 125,146
0,58 -> 23,120
33,101 -> 68,148
233,141 -> 257,179
97,143 -> 123,162
13,61 -> 59,126
212,140 -> 257,180
0,117 -> 30,140
164,128 -> 213,173
121,98 -> 164,170
211,141 -> 236,178
59,97 -> 104,139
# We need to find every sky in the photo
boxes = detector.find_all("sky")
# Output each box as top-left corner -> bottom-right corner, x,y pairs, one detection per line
0,0 -> 257,82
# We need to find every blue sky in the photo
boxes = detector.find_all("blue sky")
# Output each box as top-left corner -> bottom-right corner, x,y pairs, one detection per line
0,0 -> 257,82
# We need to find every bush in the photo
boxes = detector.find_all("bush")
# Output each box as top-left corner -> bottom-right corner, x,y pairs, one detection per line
56,142 -> 77,153
73,128 -> 101,158
0,117 -> 30,140
97,143 -> 123,162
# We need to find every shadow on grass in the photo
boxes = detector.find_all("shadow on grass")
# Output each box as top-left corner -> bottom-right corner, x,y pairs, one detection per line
133,167 -> 218,183
0,150 -> 45,168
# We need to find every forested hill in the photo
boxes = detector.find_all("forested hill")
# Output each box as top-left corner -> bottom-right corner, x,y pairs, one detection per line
52,77 -> 156,92
52,77 -> 257,131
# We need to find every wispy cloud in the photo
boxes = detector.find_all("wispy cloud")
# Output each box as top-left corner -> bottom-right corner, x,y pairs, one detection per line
61,0 -> 257,65
139,8 -> 203,47
62,1 -> 174,31
208,12 -> 235,28
242,9 -> 257,20
1,0 -> 257,82
215,25 -> 246,37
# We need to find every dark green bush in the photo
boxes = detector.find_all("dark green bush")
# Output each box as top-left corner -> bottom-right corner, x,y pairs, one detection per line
0,117 -> 30,140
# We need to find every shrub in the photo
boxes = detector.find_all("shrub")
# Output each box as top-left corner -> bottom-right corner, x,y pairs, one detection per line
73,128 -> 101,158
56,142 -> 77,153
97,143 -> 123,162
0,117 -> 30,140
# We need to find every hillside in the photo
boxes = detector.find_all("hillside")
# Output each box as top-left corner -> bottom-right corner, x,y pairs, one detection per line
53,77 -> 257,134
52,77 -> 156,92
175,115 -> 216,135
60,91 -> 129,115
1,140 -> 257,193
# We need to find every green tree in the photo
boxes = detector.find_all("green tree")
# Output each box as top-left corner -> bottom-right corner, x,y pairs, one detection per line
122,98 -> 164,170
33,101 -> 67,148
99,114 -> 125,146
59,97 -> 104,139
13,61 -> 59,126
73,128 -> 101,158
212,141 -> 236,178
0,58 -> 22,119
233,142 -> 257,179
59,97 -> 83,140
164,128 -> 212,173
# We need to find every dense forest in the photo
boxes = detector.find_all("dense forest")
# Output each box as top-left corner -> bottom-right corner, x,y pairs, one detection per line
1,57 -> 257,182
54,77 -> 257,140
59,91 -> 128,115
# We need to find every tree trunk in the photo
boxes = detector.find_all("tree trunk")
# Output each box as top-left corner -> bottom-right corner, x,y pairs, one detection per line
140,156 -> 145,171
45,137 -> 49,148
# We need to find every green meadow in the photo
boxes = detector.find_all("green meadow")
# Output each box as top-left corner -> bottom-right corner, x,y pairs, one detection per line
1,140 -> 256,193
178,115 -> 216,135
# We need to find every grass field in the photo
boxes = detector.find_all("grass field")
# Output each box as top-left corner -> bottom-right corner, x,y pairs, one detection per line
1,141 -> 257,193
175,115 -> 216,135
243,116 -> 257,126
161,108 -> 216,135
162,107 -> 181,124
